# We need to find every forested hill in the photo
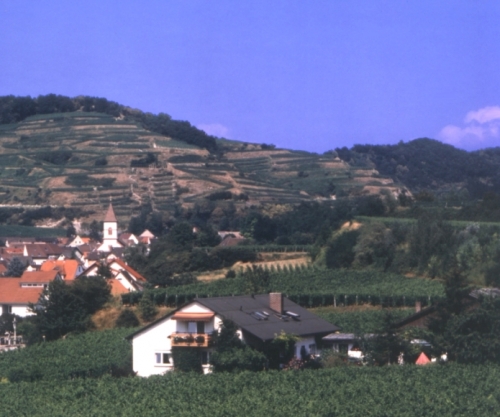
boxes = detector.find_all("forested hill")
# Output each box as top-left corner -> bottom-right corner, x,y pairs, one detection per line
336,139 -> 500,197
0,94 -> 217,152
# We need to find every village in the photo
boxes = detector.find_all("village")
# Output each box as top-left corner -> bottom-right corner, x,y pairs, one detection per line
2,203 -> 494,374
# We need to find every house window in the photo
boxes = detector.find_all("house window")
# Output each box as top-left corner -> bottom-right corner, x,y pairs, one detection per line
197,321 -> 205,334
155,352 -> 171,365
108,227 -> 113,236
309,344 -> 317,354
2,305 -> 12,314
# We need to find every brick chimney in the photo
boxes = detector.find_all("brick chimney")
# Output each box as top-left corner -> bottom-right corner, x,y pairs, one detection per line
415,301 -> 421,313
269,292 -> 283,314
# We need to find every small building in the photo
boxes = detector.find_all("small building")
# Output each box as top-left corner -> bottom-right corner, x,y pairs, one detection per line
0,278 -> 44,316
78,258 -> 146,294
126,293 -> 339,376
97,203 -> 123,253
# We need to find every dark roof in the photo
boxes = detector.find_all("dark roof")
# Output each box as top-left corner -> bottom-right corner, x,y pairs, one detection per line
394,305 -> 437,328
127,294 -> 339,342
198,294 -> 339,341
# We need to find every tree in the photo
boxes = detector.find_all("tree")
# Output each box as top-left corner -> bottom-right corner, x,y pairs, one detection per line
353,223 -> 395,270
167,222 -> 195,250
426,268 -> 500,363
364,312 -> 409,365
6,257 -> 26,277
243,266 -> 271,295
88,220 -> 102,241
443,297 -> 500,364
115,309 -> 140,328
210,319 -> 267,372
30,277 -> 111,342
325,230 -> 359,269
32,280 -> 90,341
138,292 -> 157,321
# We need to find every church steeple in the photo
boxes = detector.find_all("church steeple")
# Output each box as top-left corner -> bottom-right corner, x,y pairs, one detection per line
104,203 -> 117,223
97,201 -> 122,252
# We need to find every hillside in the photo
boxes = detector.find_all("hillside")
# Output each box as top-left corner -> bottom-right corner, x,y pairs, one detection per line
0,96 -> 404,223
337,139 -> 500,197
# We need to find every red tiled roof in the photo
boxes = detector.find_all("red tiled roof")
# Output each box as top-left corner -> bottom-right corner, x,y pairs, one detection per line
108,278 -> 129,295
0,279 -> 43,304
20,270 -> 59,283
40,260 -> 80,281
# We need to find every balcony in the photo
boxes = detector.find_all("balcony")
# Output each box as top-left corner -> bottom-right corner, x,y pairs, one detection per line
170,333 -> 211,348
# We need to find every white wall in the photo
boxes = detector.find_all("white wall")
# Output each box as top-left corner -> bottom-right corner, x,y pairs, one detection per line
294,337 -> 317,359
131,302 -> 218,377
0,305 -> 33,317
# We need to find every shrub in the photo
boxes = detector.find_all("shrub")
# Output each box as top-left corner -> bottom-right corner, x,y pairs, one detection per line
115,309 -> 140,328
138,293 -> 157,321
171,347 -> 203,373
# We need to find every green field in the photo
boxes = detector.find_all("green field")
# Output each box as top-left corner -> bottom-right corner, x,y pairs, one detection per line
123,268 -> 445,308
0,224 -> 66,237
0,329 -> 133,382
312,307 -> 415,333
0,365 -> 498,416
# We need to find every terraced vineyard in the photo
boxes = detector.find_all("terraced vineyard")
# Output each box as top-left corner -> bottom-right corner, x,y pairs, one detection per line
0,365 -> 498,416
0,111 -> 403,223
122,268 -> 445,308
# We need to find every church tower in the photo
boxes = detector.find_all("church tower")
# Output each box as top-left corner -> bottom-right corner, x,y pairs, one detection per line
97,202 -> 122,252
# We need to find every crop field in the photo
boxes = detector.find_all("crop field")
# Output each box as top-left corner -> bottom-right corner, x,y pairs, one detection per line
0,225 -> 66,237
123,268 -> 445,308
312,307 -> 415,333
0,365 -> 498,416
0,329 -> 133,382
0,110 -> 404,221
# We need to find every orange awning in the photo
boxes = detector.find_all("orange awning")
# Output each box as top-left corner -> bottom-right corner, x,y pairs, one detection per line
171,312 -> 214,321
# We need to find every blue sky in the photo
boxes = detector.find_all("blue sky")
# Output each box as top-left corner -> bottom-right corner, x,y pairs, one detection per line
1,0 -> 500,153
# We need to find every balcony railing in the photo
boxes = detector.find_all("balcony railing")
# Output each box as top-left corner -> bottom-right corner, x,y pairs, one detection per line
170,332 -> 211,348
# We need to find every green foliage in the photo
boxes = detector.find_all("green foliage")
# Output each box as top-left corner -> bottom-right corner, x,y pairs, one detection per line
138,292 -> 157,321
130,152 -> 157,167
6,257 -> 26,277
94,157 -> 108,166
244,266 -> 271,294
115,309 -> 140,328
313,308 -> 414,333
0,364 -> 500,417
32,278 -> 111,341
324,230 -> 359,268
0,365 -> 498,415
363,312 -> 410,365
171,347 -> 203,373
0,94 -> 217,151
428,268 -> 500,364
353,223 -> 395,270
344,138 -> 500,195
38,150 -> 73,165
443,298 -> 500,364
210,346 -> 267,373
64,174 -> 115,188
0,329 -> 133,382
210,319 -> 267,372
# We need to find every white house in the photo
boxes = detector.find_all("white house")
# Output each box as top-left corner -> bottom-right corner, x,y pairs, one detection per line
126,293 -> 339,376
0,278 -> 46,316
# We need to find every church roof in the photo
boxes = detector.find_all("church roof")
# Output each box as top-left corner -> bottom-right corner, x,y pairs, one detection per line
104,203 -> 117,222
